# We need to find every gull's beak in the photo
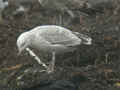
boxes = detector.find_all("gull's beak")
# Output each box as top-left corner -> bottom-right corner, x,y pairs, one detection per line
17,46 -> 25,56
17,51 -> 21,56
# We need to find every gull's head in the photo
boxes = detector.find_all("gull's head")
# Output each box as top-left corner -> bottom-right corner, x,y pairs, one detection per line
16,32 -> 30,55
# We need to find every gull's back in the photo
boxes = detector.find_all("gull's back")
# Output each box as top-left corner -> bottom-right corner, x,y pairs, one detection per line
30,25 -> 81,46
27,25 -> 81,53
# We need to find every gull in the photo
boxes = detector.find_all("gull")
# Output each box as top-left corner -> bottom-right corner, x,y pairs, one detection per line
16,25 -> 92,73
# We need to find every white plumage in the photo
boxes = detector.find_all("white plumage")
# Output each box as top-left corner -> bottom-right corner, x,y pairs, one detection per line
16,25 -> 92,73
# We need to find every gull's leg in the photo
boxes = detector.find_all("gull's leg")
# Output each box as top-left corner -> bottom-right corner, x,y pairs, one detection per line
47,51 -> 56,73
25,48 -> 48,69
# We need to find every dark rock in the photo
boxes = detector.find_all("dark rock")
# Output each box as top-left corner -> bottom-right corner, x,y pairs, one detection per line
22,80 -> 75,90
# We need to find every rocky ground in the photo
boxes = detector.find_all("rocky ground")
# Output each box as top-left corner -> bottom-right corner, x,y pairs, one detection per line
0,0 -> 120,90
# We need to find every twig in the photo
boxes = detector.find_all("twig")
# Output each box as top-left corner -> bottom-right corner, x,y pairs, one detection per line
25,48 -> 48,69
105,53 -> 109,64
0,64 -> 23,71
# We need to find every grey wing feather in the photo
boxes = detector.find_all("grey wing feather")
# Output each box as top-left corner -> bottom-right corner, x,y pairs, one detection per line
40,32 -> 81,46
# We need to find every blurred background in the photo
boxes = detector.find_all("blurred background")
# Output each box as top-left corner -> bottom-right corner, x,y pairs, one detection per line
0,0 -> 120,90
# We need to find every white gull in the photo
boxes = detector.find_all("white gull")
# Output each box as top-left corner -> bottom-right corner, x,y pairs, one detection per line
16,25 -> 92,73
